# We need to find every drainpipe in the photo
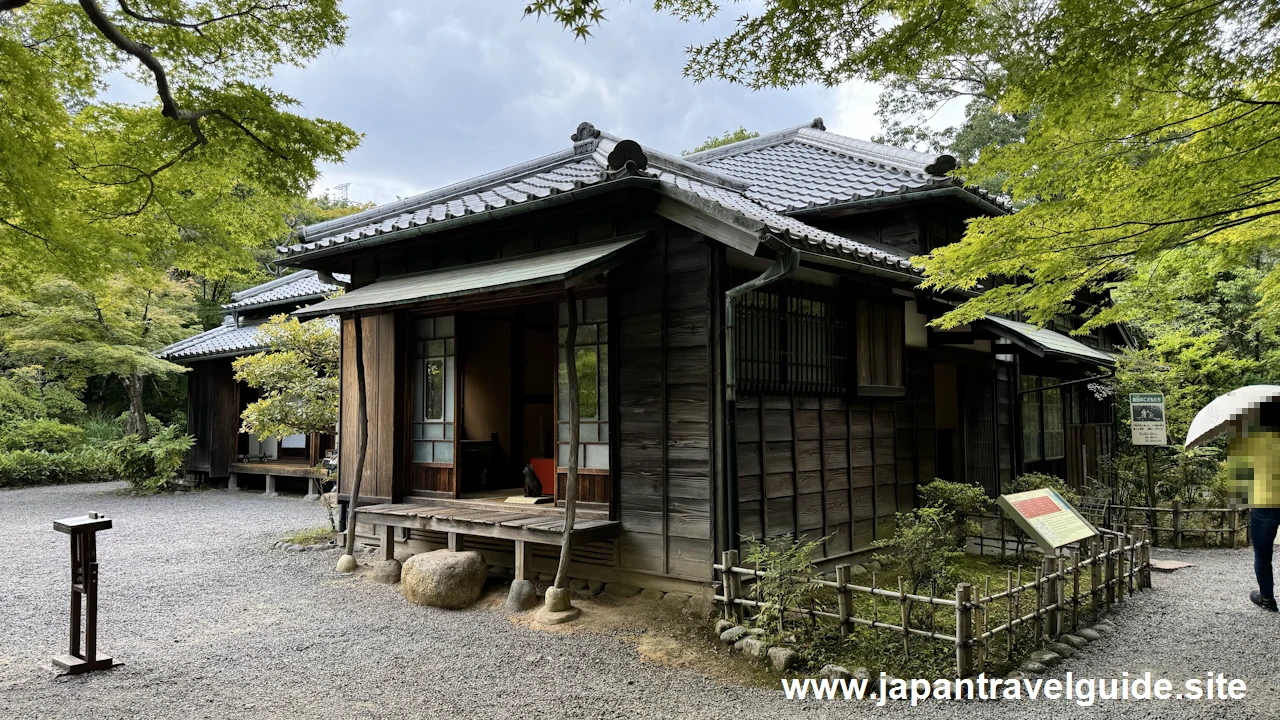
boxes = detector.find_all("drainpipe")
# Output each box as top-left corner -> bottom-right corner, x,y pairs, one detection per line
723,236 -> 800,553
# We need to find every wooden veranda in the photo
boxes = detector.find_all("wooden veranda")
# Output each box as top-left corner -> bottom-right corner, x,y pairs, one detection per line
355,501 -> 621,581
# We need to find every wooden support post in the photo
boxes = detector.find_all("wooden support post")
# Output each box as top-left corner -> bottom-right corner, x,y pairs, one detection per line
515,540 -> 532,582
381,524 -> 395,562
955,583 -> 973,678
1172,500 -> 1183,550
304,477 -> 321,501
52,513 -> 115,674
263,474 -> 278,498
1055,555 -> 1067,639
227,473 -> 239,492
447,532 -> 462,552
1229,499 -> 1240,549
835,564 -> 852,638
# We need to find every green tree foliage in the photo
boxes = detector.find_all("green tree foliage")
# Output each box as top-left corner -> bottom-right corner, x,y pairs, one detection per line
918,478 -> 989,547
105,422 -> 193,492
682,126 -> 759,155
534,0 -> 1280,327
1,1 -> 361,289
233,313 -> 339,440
0,273 -> 197,437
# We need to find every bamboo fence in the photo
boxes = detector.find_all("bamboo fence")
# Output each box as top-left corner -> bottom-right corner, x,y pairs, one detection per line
713,528 -> 1153,677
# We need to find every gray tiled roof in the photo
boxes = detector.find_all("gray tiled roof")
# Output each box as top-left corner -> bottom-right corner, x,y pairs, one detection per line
274,121 -> 959,275
685,125 -> 952,212
222,269 -> 348,311
156,316 -> 340,362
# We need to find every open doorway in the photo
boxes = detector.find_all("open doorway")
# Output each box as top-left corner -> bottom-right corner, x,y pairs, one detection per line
457,303 -> 556,497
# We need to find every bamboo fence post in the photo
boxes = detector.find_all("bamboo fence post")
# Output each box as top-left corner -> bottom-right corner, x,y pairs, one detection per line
1055,555 -> 1067,638
871,571 -> 878,634
1006,569 -> 1015,661
898,577 -> 909,655
1229,499 -> 1240,549
979,575 -> 991,673
956,583 -> 973,678
1040,555 -> 1057,640
1071,548 -> 1081,632
835,564 -> 851,637
1034,561 -> 1045,646
1090,537 -> 1101,623
1172,500 -> 1183,550
1140,528 -> 1152,589
1103,535 -> 1115,610
722,550 -> 741,622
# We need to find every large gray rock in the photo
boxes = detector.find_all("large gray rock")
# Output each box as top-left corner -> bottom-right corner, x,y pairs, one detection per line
1028,649 -> 1062,667
734,637 -> 769,658
818,664 -> 851,681
603,582 -> 641,597
639,588 -> 665,601
1076,628 -> 1102,641
719,626 -> 749,644
1020,661 -> 1048,674
1059,634 -> 1088,649
506,579 -> 538,612
401,550 -> 488,609
370,559 -> 402,585
713,619 -> 736,636
1046,641 -> 1076,658
768,647 -> 798,672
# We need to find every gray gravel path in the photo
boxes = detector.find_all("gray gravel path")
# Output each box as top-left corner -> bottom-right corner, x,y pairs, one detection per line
0,482 -> 1276,719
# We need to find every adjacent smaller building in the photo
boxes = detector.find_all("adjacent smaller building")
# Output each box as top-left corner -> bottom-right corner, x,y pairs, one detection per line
157,270 -> 344,489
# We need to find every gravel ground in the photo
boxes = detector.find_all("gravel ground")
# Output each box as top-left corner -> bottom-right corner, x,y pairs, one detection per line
0,482 -> 1276,720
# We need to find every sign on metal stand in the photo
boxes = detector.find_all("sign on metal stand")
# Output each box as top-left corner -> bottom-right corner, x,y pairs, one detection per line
1129,393 -> 1167,538
52,512 -> 119,675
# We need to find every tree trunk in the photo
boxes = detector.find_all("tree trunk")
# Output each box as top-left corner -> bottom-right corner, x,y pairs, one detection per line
124,371 -> 150,440
344,316 -> 370,557
553,291 -> 580,590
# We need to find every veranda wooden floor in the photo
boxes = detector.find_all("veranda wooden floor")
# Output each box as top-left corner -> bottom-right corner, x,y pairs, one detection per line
355,502 -> 621,545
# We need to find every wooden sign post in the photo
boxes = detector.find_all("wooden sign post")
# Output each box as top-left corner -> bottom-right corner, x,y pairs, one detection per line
52,512 -> 118,675
997,489 -> 1098,554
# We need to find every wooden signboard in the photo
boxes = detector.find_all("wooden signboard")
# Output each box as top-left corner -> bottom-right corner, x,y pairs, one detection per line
1129,392 -> 1168,446
997,488 -> 1098,553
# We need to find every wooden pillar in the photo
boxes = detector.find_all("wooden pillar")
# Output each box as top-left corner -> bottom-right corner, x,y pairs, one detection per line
263,474 -> 278,498
1041,554 -> 1058,639
227,473 -> 239,492
304,477 -> 321,501
515,540 -> 532,582
447,532 -> 462,552
381,524 -> 395,562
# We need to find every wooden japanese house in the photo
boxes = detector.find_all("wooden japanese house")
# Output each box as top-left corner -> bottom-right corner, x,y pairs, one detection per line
279,119 -> 1125,591
156,271 -> 342,495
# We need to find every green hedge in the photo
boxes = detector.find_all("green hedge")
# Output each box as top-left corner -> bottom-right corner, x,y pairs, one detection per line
0,419 -> 86,453
0,446 -> 115,488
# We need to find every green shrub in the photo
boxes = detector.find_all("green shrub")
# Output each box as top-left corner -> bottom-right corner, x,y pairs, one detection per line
106,424 -> 193,493
1,419 -> 86,453
0,446 -> 114,488
1008,472 -> 1079,505
81,412 -> 124,444
919,478 -> 989,547
741,533 -> 828,637
872,507 -> 962,594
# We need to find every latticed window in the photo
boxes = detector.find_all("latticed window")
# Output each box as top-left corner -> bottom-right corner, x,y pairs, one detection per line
557,297 -> 609,470
412,315 -> 455,464
735,290 -> 850,395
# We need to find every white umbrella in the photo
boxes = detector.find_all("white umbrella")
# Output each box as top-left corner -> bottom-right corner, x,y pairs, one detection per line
1185,385 -> 1280,449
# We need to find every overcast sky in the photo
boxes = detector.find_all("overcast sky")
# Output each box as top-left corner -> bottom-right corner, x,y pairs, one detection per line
117,3 -> 952,206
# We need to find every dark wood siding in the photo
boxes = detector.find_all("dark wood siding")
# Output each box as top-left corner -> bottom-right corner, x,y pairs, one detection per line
616,223 -> 714,580
735,393 -> 904,557
185,359 -> 238,478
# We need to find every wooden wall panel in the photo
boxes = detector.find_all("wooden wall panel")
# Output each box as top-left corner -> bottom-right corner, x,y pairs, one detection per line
617,222 -> 714,580
185,359 -> 238,478
340,313 -> 399,501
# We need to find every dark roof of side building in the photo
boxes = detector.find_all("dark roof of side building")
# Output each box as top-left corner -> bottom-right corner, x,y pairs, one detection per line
156,271 -> 343,363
